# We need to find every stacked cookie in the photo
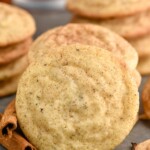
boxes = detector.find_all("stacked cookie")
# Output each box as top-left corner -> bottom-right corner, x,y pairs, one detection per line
0,2 -> 36,97
15,24 -> 139,150
67,0 -> 150,75
29,23 -> 141,86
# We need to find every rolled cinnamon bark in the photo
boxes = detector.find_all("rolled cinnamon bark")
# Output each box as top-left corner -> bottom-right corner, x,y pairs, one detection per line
0,100 -> 17,138
0,132 -> 36,150
0,100 -> 37,150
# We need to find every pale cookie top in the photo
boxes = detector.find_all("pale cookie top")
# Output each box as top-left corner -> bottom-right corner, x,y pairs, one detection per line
16,45 -> 139,150
72,9 -> 150,39
0,2 -> 36,46
67,0 -> 150,19
29,24 -> 138,70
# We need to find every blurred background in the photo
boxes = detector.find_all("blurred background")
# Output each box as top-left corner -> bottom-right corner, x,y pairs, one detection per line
13,0 -> 66,10
1,0 -> 66,10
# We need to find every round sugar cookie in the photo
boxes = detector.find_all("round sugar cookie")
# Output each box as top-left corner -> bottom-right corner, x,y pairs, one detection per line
29,23 -> 138,70
0,75 -> 20,97
67,0 -> 150,19
0,55 -> 28,80
16,45 -> 139,150
0,2 -> 36,46
72,10 -> 150,39
128,34 -> 150,57
0,38 -> 32,64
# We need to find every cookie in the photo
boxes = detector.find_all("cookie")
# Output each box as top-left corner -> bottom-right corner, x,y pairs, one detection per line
137,56 -> 150,75
132,70 -> 141,87
16,44 -> 139,150
72,10 -> 150,39
0,2 -> 36,47
0,38 -> 32,65
0,55 -> 28,80
29,24 -> 138,70
67,0 -> 150,19
0,75 -> 20,97
128,34 -> 150,57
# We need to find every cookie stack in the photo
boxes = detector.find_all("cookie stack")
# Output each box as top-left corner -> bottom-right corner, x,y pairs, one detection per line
15,24 -> 139,150
67,0 -> 150,75
0,2 -> 36,97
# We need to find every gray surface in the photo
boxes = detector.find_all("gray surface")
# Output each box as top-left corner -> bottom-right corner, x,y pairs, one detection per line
0,8 -> 150,150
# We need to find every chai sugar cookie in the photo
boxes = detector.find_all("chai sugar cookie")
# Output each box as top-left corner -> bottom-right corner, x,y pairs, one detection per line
16,45 -> 139,150
72,10 -> 150,39
29,24 -> 138,70
0,55 -> 28,80
0,38 -> 32,64
0,2 -> 36,46
0,75 -> 20,97
137,56 -> 150,75
128,34 -> 150,57
67,0 -> 150,19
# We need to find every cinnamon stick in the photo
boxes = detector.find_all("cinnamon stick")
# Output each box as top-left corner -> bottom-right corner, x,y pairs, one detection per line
0,100 -> 17,138
0,100 -> 37,150
0,132 -> 36,150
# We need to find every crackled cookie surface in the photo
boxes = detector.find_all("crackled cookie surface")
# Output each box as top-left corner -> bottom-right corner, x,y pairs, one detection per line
29,24 -> 138,70
0,2 -> 35,46
16,45 -> 139,150
67,0 -> 150,18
